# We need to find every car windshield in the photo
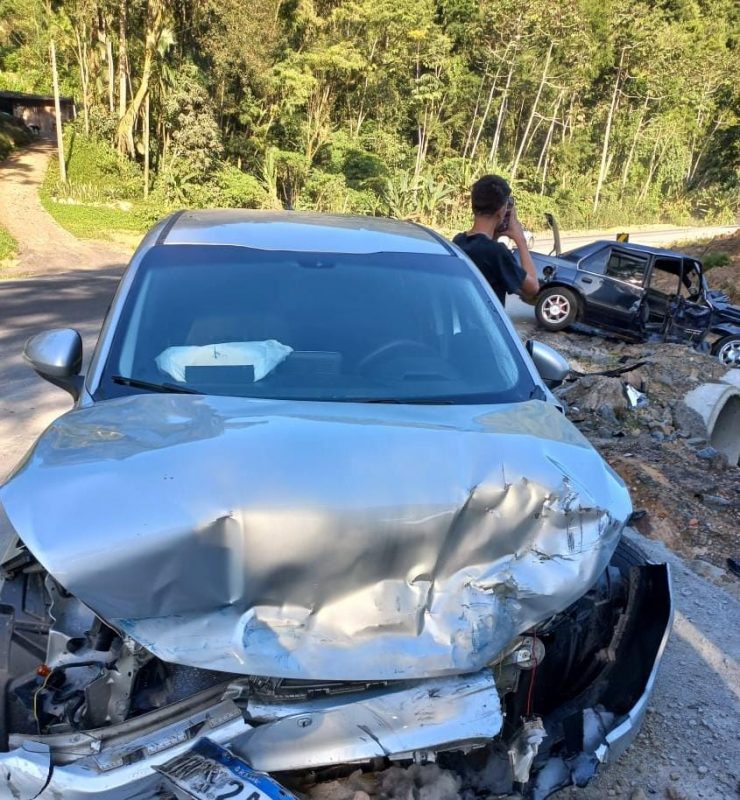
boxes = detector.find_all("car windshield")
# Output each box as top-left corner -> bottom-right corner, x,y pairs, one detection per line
96,245 -> 534,404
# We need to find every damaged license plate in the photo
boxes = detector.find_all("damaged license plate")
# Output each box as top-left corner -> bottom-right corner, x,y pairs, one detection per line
155,738 -> 296,800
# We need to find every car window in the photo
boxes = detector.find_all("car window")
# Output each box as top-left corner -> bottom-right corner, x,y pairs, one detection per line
648,258 -> 681,297
605,250 -> 648,286
680,260 -> 702,301
98,245 -> 536,405
578,247 -> 611,274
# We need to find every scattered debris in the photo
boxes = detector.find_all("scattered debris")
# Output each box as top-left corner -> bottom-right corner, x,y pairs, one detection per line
625,383 -> 649,409
518,321 -> 739,574
696,446 -> 718,460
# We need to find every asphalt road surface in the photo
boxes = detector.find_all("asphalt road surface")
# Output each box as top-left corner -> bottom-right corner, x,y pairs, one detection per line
528,223 -> 736,256
0,267 -> 123,480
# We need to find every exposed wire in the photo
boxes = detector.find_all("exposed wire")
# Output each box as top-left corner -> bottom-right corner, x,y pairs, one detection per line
32,660 -> 114,733
33,669 -> 54,733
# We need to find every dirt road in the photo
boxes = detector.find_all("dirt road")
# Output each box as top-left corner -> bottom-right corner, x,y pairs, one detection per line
0,140 -> 128,276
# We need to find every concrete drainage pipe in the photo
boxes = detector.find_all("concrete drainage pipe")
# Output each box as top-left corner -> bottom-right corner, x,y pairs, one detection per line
683,383 -> 740,466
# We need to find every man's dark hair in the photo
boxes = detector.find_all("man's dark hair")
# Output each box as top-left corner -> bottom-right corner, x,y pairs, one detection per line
470,175 -> 511,215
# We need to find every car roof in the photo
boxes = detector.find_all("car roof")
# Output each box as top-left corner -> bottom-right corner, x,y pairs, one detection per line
159,210 -> 453,256
571,239 -> 695,260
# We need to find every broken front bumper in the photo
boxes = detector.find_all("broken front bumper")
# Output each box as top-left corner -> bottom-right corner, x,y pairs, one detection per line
0,674 -> 503,799
530,542 -> 673,798
0,541 -> 672,800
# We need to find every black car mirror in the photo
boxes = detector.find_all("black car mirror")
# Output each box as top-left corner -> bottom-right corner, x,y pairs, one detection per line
526,339 -> 570,389
23,328 -> 84,400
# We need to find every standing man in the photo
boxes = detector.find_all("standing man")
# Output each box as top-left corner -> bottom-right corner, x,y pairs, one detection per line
453,175 -> 539,306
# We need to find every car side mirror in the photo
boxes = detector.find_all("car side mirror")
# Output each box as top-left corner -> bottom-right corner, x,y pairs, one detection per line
23,328 -> 83,400
526,339 -> 570,389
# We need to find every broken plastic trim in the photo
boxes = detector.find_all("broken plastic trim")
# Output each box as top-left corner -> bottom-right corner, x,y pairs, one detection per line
530,559 -> 672,799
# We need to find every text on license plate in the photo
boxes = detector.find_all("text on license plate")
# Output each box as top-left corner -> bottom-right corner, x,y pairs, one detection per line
155,738 -> 296,800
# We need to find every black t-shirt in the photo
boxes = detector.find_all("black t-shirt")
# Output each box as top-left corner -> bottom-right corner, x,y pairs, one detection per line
452,232 -> 526,305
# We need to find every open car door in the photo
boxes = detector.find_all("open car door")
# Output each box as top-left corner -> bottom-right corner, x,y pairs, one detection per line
665,258 -> 712,342
644,256 -> 711,343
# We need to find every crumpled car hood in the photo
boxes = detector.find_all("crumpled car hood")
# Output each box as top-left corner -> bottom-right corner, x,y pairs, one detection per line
1,394 -> 630,680
711,296 -> 740,325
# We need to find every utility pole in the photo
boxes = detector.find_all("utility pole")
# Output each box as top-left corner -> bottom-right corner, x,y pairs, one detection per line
50,36 -> 67,184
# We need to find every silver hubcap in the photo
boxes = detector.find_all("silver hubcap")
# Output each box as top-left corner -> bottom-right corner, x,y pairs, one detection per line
542,294 -> 571,323
717,340 -> 740,367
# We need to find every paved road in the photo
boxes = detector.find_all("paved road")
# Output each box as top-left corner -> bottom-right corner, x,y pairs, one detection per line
0,141 -> 128,478
529,223 -> 737,257
0,268 -> 123,480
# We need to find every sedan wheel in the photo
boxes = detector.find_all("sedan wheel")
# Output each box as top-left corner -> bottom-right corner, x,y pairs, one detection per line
535,287 -> 579,331
713,336 -> 740,368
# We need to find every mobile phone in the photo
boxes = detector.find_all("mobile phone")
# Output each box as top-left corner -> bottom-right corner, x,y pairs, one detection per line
496,196 -> 515,235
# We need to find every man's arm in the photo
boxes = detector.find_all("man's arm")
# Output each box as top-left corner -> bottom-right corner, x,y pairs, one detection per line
501,208 -> 539,299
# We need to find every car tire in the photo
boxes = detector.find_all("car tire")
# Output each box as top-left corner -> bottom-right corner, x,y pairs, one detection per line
711,335 -> 740,368
535,287 -> 579,331
610,535 -> 649,571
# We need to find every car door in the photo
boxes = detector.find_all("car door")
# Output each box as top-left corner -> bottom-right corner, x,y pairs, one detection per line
576,245 -> 648,329
644,256 -> 682,328
666,258 -> 712,342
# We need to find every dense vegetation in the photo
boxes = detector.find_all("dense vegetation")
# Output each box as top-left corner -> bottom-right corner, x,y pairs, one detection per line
0,110 -> 32,160
1,0 -> 739,235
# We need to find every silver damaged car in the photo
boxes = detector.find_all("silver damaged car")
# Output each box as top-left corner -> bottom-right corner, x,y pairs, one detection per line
0,211 -> 672,799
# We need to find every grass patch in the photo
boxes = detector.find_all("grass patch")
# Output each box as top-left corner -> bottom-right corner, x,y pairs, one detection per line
703,251 -> 731,270
39,192 -> 150,241
0,224 -> 18,261
39,125 -> 159,243
41,132 -> 156,243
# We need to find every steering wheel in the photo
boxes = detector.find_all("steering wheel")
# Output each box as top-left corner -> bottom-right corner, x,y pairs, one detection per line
357,339 -> 439,373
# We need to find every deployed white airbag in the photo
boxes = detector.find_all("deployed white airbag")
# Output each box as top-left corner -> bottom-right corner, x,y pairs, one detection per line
156,340 -> 293,382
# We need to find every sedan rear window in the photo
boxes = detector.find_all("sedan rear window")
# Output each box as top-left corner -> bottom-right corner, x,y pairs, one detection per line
97,245 -> 535,404
605,250 -> 648,285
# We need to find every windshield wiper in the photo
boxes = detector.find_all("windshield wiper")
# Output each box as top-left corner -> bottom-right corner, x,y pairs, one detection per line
345,397 -> 456,405
110,375 -> 201,394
